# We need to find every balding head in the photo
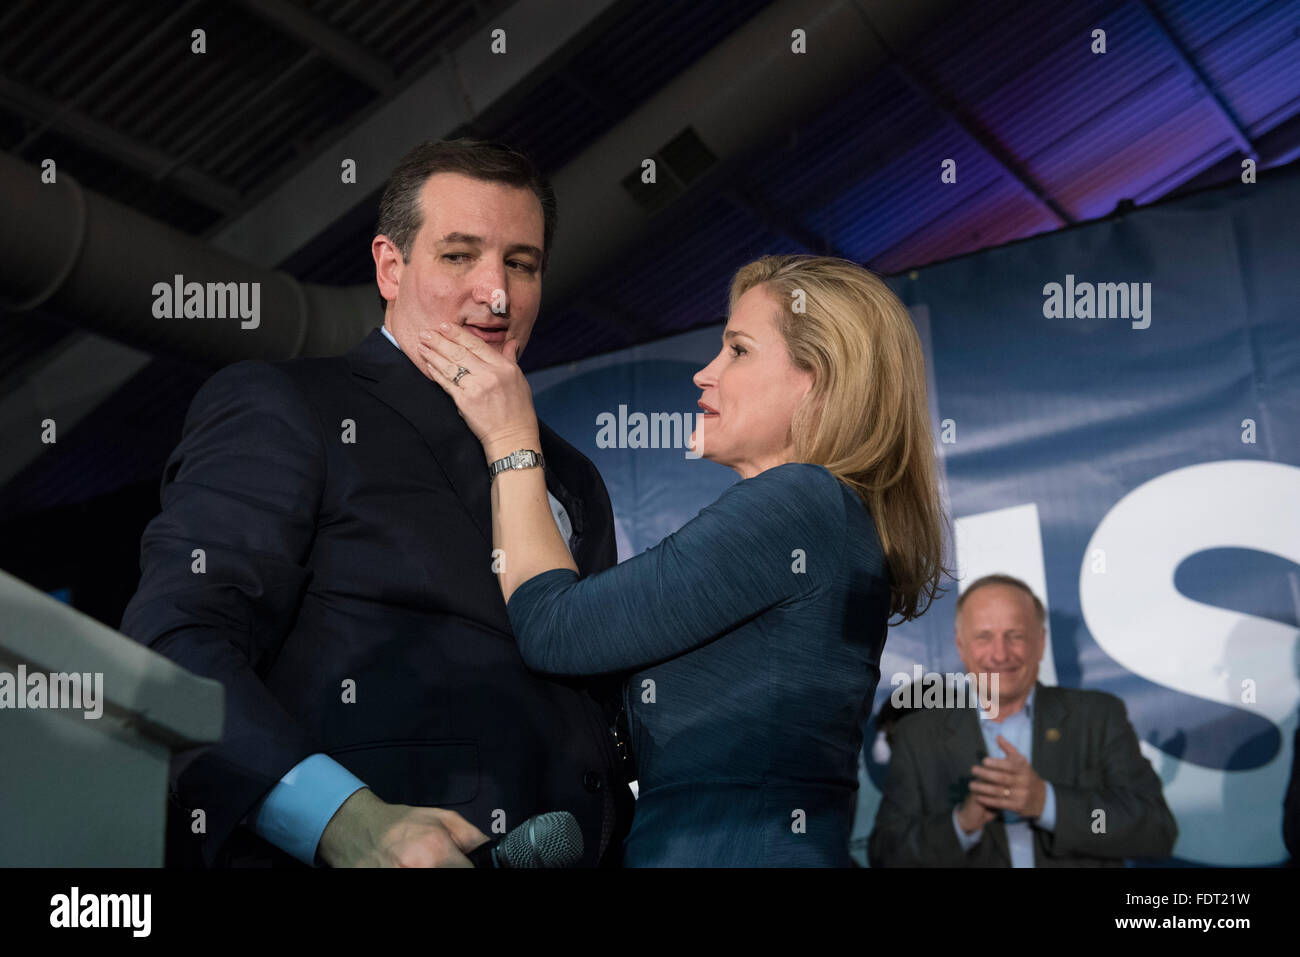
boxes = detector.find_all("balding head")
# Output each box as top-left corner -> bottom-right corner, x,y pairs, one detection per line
954,575 -> 1046,716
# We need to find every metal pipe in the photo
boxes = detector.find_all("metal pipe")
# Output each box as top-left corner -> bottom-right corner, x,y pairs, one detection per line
0,149 -> 378,365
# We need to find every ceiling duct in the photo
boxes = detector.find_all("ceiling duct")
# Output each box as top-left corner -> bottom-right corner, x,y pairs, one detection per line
539,0 -> 960,308
621,127 -> 720,214
0,148 -> 379,366
0,0 -> 956,364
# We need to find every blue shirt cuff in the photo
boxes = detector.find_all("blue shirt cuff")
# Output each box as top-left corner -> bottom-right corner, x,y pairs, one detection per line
249,754 -> 367,866
952,805 -> 983,852
1035,782 -> 1057,831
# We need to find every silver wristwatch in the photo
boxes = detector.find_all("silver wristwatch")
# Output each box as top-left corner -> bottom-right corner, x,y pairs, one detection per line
488,448 -> 545,480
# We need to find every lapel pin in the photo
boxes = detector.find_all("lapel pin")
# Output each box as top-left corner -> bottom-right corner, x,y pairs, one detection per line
1046,728 -> 1060,742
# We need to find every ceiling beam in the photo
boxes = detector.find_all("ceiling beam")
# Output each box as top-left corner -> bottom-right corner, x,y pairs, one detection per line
0,76 -> 240,214
846,1 -> 1075,228
209,0 -> 626,267
12,0 -> 205,155
722,185 -> 852,260
888,60 -> 1075,227
1139,0 -> 1257,160
152,51 -> 321,184
1157,102 -> 1300,201
234,0 -> 395,92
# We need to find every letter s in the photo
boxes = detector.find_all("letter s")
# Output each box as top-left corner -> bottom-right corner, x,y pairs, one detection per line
1080,460 -> 1300,865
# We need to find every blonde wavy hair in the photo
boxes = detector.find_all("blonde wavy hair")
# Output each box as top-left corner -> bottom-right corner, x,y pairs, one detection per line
729,255 -> 951,622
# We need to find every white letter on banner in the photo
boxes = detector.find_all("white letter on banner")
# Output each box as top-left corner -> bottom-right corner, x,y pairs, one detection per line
1080,461 -> 1300,866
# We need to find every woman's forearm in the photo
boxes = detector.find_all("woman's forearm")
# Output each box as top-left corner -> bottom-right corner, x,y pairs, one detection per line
484,433 -> 578,602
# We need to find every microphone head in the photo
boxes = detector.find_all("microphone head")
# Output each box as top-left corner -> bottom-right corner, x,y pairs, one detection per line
496,811 -> 584,868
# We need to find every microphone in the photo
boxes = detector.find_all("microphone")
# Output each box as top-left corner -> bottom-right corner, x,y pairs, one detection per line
467,811 -> 584,868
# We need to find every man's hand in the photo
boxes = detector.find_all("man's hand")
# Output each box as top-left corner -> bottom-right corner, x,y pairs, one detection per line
317,788 -> 490,868
969,735 -> 1047,818
956,791 -> 996,834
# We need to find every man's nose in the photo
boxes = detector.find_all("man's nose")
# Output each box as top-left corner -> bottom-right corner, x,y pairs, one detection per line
471,262 -> 509,314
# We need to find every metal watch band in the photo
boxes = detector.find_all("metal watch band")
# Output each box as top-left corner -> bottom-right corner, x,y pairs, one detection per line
488,448 -> 545,479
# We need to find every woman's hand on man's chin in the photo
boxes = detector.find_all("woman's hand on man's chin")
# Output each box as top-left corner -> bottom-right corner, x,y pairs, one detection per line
416,323 -> 541,456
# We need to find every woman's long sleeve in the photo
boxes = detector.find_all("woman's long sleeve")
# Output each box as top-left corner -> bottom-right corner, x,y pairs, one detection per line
505,463 -> 855,675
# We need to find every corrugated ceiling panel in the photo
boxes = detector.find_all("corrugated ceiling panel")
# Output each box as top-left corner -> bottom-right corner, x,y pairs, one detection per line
741,70 -> 943,232
1221,40 -> 1300,132
1157,0 -> 1278,49
6,0 -> 1300,517
598,203 -> 772,329
1190,0 -> 1300,78
974,5 -> 1177,166
488,0 -> 776,175
813,130 -> 1008,262
915,0 -> 1123,104
873,178 -> 1060,274
1041,94 -> 1235,218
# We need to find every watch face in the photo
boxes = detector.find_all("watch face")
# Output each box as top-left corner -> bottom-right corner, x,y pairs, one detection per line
490,450 -> 542,476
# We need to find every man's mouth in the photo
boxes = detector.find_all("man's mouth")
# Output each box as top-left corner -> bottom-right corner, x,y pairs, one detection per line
466,323 -> 508,344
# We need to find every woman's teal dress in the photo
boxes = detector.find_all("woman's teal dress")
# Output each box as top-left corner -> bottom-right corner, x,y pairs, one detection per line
507,463 -> 891,866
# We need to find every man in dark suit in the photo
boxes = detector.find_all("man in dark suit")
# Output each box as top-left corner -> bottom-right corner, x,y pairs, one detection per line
868,574 -> 1176,867
120,140 -> 631,867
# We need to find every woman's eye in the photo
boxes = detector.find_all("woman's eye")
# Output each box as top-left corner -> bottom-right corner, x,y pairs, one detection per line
729,344 -> 746,357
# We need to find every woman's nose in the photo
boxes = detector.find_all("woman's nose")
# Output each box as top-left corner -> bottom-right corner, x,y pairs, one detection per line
693,358 -> 718,388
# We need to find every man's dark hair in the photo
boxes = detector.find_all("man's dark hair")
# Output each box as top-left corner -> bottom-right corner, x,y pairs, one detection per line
955,573 -> 1045,624
375,138 -> 557,270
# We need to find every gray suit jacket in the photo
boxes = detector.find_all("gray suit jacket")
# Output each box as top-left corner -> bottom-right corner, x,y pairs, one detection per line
868,683 -> 1177,866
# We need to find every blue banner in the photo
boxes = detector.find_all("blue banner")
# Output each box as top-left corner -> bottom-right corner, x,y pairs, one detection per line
528,164 -> 1300,866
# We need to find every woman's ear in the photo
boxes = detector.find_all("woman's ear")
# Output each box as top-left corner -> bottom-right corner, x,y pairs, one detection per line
800,377 -> 825,422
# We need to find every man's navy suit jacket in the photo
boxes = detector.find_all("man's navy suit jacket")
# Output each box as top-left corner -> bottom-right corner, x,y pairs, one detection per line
120,327 -> 630,867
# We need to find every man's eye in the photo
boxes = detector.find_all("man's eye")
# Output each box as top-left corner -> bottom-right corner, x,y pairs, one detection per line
443,253 -> 470,263
508,260 -> 538,273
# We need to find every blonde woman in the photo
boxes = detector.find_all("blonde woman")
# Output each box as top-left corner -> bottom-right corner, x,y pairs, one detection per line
418,255 -> 948,866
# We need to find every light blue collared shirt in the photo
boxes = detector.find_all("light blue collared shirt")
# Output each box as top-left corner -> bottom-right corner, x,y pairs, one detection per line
249,323 -> 574,865
950,684 -> 1057,867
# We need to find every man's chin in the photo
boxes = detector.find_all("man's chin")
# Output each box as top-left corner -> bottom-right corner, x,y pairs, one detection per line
995,680 -> 1031,703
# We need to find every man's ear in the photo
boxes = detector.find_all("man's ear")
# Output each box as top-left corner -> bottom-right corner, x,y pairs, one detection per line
373,235 -> 403,303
